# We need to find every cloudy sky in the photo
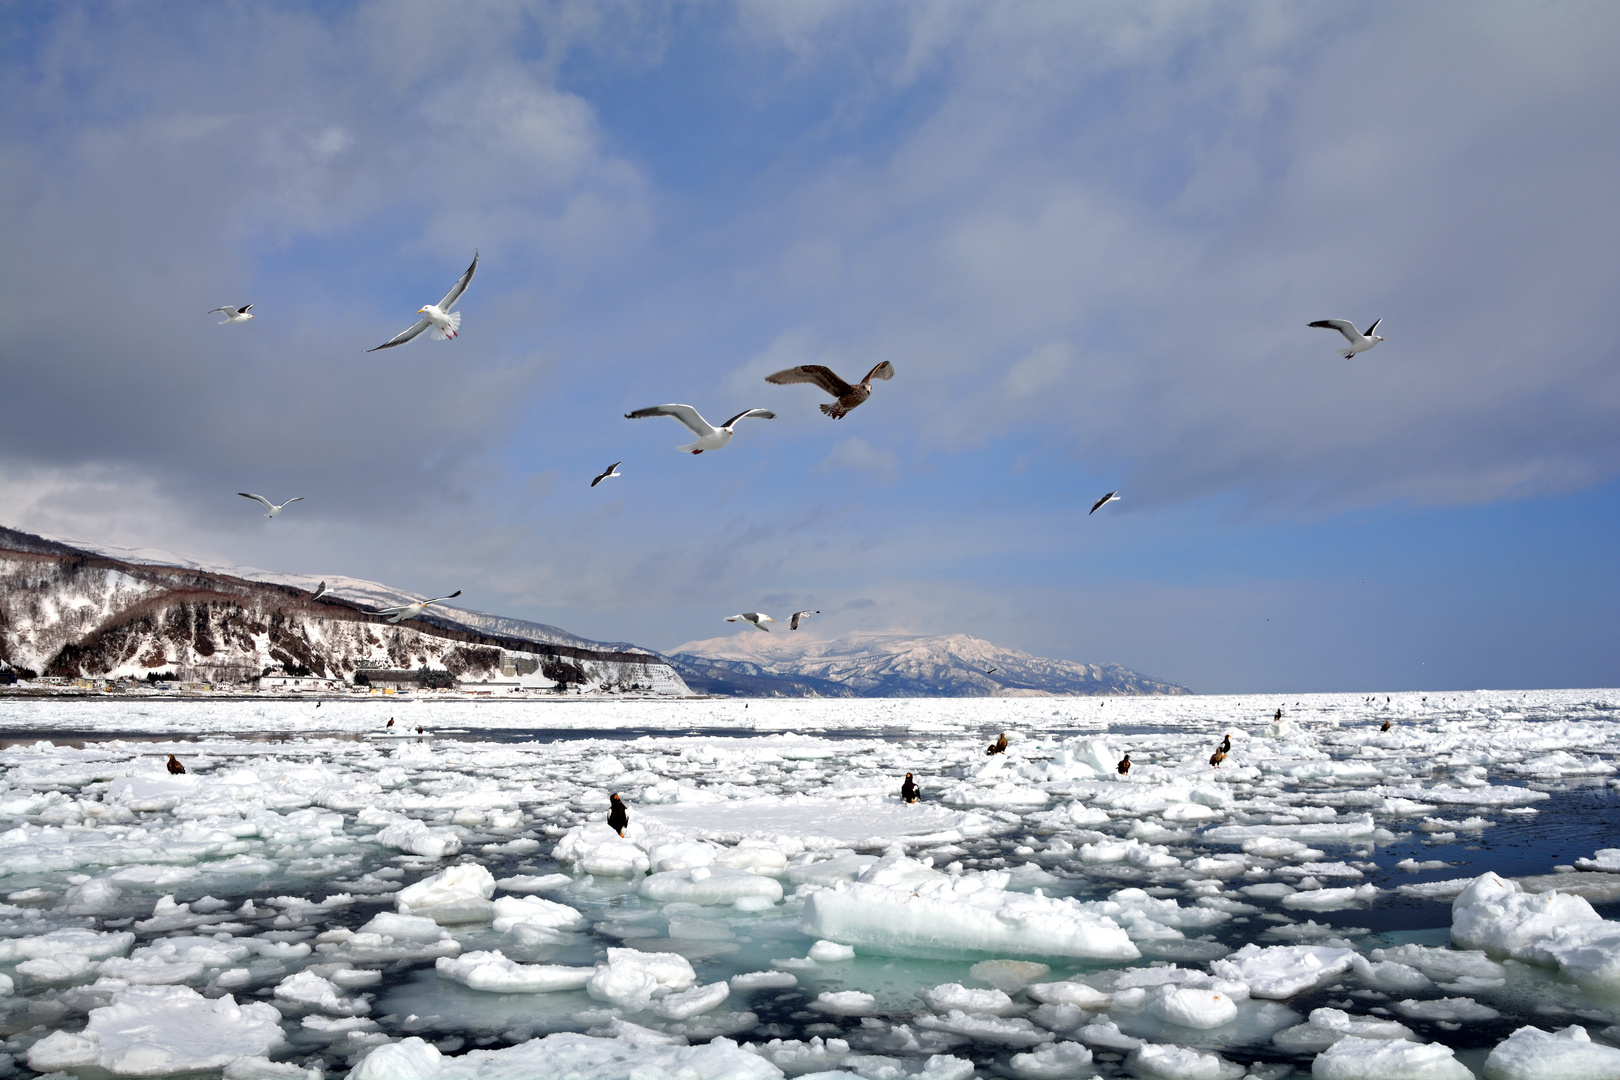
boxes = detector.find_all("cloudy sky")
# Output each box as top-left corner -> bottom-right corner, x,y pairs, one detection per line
3,1 -> 1617,693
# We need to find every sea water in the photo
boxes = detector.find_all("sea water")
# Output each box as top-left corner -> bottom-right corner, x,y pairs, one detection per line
1,690 -> 1617,1078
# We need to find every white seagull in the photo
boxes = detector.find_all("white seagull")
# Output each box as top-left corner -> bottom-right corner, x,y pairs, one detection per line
1089,491 -> 1120,515
375,590 -> 462,625
624,405 -> 776,454
367,252 -> 479,352
789,609 -> 819,631
207,304 -> 254,324
590,462 -> 622,488
726,612 -> 774,632
1309,317 -> 1384,359
239,492 -> 304,518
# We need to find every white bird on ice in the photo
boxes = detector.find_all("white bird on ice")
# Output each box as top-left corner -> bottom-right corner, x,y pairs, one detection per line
590,462 -> 622,488
1309,317 -> 1384,359
375,590 -> 462,624
726,612 -> 774,632
789,609 -> 819,631
624,404 -> 776,454
207,305 -> 254,324
238,492 -> 303,518
1089,491 -> 1120,515
367,252 -> 479,352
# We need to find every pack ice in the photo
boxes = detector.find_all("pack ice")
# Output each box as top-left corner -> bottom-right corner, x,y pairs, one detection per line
0,688 -> 1615,1078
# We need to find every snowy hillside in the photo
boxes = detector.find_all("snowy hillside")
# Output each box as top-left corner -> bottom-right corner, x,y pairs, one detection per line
672,629 -> 1188,697
31,529 -> 645,654
0,527 -> 687,693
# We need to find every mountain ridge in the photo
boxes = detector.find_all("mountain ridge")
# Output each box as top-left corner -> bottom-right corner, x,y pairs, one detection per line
672,629 -> 1188,697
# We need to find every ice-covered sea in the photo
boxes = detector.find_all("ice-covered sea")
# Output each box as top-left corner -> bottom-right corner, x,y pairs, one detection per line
2,690 -> 1619,1080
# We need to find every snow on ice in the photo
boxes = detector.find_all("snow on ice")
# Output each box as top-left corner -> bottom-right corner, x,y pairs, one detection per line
0,688 -> 1616,1077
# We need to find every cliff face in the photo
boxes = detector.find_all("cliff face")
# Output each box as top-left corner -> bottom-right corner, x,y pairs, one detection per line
0,529 -> 690,694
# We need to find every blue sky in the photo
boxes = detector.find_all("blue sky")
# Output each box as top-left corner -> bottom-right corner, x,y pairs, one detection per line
2,2 -> 1617,693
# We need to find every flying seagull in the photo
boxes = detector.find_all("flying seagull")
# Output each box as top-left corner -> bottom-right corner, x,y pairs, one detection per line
765,361 -> 895,419
1308,317 -> 1384,359
624,405 -> 775,454
239,492 -> 304,518
207,304 -> 254,324
726,612 -> 774,632
590,462 -> 622,488
789,609 -> 819,631
985,666 -> 998,675
310,581 -> 327,602
1089,491 -> 1120,515
375,590 -> 462,625
367,252 -> 479,352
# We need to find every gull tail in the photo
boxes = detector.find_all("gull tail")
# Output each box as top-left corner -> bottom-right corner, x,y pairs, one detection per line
432,311 -> 463,341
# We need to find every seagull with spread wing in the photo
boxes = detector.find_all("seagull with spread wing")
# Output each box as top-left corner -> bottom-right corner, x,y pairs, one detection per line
590,462 -> 622,488
726,612 -> 774,632
1308,317 -> 1384,359
207,305 -> 254,324
310,581 -> 327,602
624,404 -> 775,454
367,253 -> 479,352
1090,491 -> 1120,515
789,609 -> 819,630
239,493 -> 303,518
765,361 -> 894,419
375,590 -> 462,625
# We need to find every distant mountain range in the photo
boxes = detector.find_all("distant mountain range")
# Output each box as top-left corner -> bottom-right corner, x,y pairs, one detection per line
2,526 -> 1188,698
670,630 -> 1189,698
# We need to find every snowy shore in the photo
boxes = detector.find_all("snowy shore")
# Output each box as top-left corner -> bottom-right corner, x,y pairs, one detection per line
1,690 -> 1617,1078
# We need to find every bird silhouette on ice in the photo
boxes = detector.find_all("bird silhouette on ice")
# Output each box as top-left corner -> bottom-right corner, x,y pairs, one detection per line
375,590 -> 462,624
900,774 -> 920,804
765,361 -> 895,419
726,612 -> 774,632
1308,317 -> 1384,359
608,793 -> 629,837
986,732 -> 1008,755
166,755 -> 186,775
207,304 -> 254,324
624,404 -> 775,454
238,493 -> 303,518
367,252 -> 478,352
1117,753 -> 1131,775
590,462 -> 622,488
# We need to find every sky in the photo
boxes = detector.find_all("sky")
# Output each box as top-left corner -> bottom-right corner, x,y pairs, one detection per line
2,1 -> 1617,694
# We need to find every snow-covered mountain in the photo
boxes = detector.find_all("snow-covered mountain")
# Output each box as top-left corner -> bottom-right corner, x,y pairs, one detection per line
0,527 -> 687,693
671,630 -> 1188,697
30,530 -> 644,654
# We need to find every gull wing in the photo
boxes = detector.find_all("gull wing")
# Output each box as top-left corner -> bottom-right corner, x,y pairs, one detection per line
765,365 -> 852,397
282,497 -> 304,506
625,404 -> 714,438
721,408 -> 775,429
207,307 -> 233,315
591,462 -> 622,487
424,590 -> 462,606
237,304 -> 253,315
1308,319 -> 1361,344
1361,317 -> 1382,337
238,492 -> 274,511
368,317 -> 432,352
310,581 -> 327,601
438,252 -> 479,311
862,361 -> 895,383
1089,491 -> 1118,514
